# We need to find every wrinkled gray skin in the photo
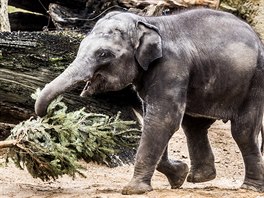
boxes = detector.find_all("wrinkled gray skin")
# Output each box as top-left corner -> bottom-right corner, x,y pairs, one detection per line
35,9 -> 264,194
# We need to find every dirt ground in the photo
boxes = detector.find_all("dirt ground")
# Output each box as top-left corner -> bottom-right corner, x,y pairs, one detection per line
0,121 -> 264,198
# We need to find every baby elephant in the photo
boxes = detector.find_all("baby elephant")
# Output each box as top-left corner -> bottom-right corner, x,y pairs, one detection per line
35,8 -> 264,194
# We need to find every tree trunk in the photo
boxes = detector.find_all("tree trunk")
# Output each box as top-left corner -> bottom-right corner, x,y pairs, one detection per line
0,0 -> 11,31
0,31 -> 141,140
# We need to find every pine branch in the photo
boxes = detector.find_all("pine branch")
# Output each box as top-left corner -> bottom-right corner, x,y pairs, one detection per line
2,89 -> 141,181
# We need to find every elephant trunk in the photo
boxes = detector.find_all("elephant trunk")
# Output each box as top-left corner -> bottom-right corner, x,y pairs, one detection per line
35,63 -> 91,117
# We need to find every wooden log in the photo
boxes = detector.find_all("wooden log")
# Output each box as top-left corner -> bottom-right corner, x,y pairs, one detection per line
0,31 -> 141,140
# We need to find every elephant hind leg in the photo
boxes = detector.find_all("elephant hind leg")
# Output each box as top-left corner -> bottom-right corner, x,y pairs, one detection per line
231,109 -> 264,192
182,115 -> 216,183
157,147 -> 189,189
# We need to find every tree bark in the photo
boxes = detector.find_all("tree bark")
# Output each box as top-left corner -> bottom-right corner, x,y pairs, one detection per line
0,0 -> 11,31
0,31 -> 141,140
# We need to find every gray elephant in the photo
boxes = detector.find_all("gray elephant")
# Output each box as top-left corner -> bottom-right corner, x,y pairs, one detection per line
35,8 -> 264,194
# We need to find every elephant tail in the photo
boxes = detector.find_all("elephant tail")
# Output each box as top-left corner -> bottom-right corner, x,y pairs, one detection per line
261,125 -> 264,155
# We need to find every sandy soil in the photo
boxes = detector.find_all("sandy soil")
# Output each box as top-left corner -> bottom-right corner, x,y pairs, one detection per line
0,121 -> 264,198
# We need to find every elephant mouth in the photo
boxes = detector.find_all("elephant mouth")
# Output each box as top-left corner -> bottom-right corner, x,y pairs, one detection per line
80,74 -> 103,97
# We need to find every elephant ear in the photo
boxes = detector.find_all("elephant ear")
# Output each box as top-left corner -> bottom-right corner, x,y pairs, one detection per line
135,21 -> 162,71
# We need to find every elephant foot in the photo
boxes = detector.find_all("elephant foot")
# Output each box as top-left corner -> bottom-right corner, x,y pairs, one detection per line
122,179 -> 153,195
187,164 -> 216,183
241,178 -> 264,192
157,160 -> 189,189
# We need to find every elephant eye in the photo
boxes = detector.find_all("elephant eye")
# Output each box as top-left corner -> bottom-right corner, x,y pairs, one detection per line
100,52 -> 106,57
96,49 -> 115,59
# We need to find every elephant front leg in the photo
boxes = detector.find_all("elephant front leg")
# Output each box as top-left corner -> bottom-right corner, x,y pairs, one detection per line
122,103 -> 184,195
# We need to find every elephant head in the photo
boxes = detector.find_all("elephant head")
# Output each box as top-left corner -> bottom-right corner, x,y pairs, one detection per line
35,12 -> 162,117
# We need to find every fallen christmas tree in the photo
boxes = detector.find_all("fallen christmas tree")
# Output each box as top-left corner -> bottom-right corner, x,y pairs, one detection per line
0,89 -> 141,181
